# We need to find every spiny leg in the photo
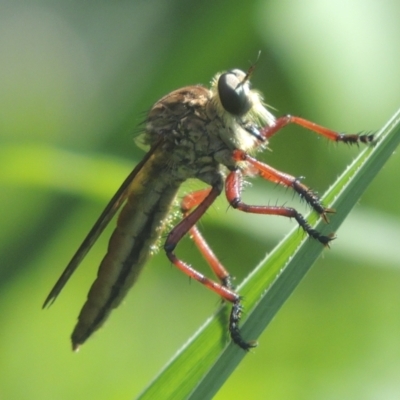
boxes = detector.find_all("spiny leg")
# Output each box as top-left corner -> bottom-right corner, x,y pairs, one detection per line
226,167 -> 333,245
260,115 -> 374,144
231,149 -> 335,229
164,183 -> 256,350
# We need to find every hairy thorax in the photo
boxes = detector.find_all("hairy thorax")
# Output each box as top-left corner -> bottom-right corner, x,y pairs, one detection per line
143,85 -> 268,185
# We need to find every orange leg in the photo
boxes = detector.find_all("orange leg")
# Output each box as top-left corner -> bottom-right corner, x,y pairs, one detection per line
164,185 -> 237,299
227,149 -> 335,245
180,189 -> 233,288
164,184 -> 255,350
260,115 -> 374,144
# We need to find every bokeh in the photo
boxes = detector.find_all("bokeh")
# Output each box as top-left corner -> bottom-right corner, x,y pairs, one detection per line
1,1 -> 399,399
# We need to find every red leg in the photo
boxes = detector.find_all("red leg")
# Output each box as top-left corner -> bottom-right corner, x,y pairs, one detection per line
164,184 -> 256,350
180,189 -> 232,287
261,115 -> 374,144
232,149 -> 334,221
164,185 -> 235,299
180,190 -> 256,348
226,155 -> 334,246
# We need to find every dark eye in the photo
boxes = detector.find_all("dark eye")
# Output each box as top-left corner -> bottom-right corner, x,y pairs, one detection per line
218,71 -> 252,116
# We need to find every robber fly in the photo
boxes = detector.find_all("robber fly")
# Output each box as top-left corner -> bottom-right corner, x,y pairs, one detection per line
43,65 -> 373,351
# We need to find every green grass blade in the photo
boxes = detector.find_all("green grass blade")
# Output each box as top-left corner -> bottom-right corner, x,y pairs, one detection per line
138,108 -> 400,400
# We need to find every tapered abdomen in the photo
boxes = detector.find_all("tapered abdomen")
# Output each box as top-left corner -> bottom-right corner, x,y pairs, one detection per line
71,155 -> 180,350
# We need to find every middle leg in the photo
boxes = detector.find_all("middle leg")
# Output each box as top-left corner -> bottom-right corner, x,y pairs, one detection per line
226,152 -> 335,245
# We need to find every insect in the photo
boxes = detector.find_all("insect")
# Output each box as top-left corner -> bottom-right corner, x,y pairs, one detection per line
43,65 -> 373,351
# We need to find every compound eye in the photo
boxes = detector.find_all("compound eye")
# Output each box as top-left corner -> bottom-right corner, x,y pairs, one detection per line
218,71 -> 252,116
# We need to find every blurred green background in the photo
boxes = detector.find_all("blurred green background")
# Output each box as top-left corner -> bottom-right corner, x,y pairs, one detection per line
1,0 -> 400,399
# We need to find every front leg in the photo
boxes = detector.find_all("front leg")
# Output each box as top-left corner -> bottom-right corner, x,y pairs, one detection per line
260,115 -> 374,144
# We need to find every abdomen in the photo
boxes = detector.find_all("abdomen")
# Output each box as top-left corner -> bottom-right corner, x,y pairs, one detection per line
71,154 -> 180,349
